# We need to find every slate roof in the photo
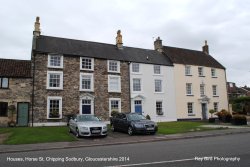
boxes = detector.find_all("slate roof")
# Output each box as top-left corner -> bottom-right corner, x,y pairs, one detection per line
0,59 -> 31,78
163,46 -> 225,69
34,35 -> 173,66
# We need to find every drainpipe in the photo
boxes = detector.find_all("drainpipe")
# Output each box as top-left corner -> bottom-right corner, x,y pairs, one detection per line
31,53 -> 36,127
128,62 -> 131,113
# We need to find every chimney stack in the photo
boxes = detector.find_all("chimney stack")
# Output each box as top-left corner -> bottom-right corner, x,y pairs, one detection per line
154,37 -> 163,52
33,16 -> 41,36
116,30 -> 123,49
202,40 -> 209,55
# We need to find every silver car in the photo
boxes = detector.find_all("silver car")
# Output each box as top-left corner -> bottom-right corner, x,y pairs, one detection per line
69,115 -> 107,137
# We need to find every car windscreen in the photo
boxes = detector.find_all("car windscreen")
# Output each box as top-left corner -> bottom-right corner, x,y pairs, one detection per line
127,114 -> 146,121
77,115 -> 99,122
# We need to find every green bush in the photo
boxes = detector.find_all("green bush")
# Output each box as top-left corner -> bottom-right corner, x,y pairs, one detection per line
209,109 -> 216,118
111,110 -> 119,117
231,115 -> 247,125
146,114 -> 151,120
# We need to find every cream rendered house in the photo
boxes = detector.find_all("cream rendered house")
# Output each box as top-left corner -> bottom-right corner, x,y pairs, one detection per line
154,38 -> 228,120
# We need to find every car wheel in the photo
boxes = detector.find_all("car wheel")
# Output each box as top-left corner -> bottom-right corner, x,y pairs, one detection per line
111,124 -> 116,132
128,126 -> 133,136
75,128 -> 80,138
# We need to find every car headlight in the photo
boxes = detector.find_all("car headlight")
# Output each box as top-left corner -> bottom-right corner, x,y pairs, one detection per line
80,126 -> 88,131
103,126 -> 107,130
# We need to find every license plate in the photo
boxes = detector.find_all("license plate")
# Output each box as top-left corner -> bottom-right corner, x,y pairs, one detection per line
147,128 -> 154,130
92,130 -> 101,133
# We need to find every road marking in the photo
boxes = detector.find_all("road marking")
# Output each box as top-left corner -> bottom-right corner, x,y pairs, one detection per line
105,158 -> 195,167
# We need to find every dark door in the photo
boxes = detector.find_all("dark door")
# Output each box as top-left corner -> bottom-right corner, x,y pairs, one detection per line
201,103 -> 207,119
82,99 -> 91,114
17,103 -> 29,126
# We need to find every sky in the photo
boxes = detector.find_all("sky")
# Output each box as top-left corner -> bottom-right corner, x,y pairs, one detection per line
0,0 -> 249,86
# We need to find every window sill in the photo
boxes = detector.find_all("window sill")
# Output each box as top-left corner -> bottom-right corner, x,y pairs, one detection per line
213,95 -> 219,97
108,71 -> 120,74
153,74 -> 163,76
47,88 -> 63,90
186,94 -> 194,96
154,92 -> 164,94
108,91 -> 121,93
131,72 -> 142,75
188,114 -> 196,116
185,74 -> 192,76
212,76 -> 218,78
199,76 -> 206,77
47,66 -> 63,69
79,89 -> 94,92
80,68 -> 94,71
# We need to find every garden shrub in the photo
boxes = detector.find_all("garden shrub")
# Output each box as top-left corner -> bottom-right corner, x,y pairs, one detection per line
231,115 -> 247,125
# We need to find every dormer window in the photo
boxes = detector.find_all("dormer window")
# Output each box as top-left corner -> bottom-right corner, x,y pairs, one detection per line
48,54 -> 63,68
108,60 -> 120,73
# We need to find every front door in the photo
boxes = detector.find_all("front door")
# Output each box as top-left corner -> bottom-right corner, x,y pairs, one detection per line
134,100 -> 142,115
201,103 -> 207,119
17,103 -> 29,126
82,99 -> 91,114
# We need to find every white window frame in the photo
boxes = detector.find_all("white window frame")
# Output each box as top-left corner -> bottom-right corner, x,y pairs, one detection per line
80,73 -> 94,91
198,67 -> 204,77
108,75 -> 121,92
211,68 -> 217,78
80,57 -> 94,71
153,65 -> 161,75
155,79 -> 163,93
187,102 -> 194,115
214,102 -> 219,112
185,65 -> 192,76
48,54 -> 63,68
156,100 -> 164,116
200,84 -> 205,97
47,96 -> 62,119
79,96 -> 94,115
212,85 -> 218,96
47,71 -> 63,90
132,78 -> 142,92
131,63 -> 140,73
186,83 -> 193,95
108,60 -> 120,73
109,98 -> 121,116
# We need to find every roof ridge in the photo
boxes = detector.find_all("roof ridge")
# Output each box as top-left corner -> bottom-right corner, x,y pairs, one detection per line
0,58 -> 31,62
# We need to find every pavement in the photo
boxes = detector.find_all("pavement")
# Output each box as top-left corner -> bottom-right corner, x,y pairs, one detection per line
1,125 -> 250,154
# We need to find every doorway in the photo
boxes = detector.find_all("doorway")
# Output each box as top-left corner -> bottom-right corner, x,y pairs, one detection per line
201,103 -> 207,119
17,102 -> 29,126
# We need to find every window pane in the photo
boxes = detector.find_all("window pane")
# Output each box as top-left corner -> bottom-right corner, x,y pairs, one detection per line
198,67 -> 203,76
49,74 -> 60,87
133,79 -> 141,91
109,77 -> 119,91
82,58 -> 92,69
0,102 -> 8,116
82,75 -> 91,90
200,84 -> 205,97
212,85 -> 217,96
50,55 -> 61,67
155,80 -> 162,92
111,100 -> 119,112
214,102 -> 218,112
109,61 -> 118,72
2,78 -> 8,88
49,100 -> 60,118
186,83 -> 192,95
154,65 -> 161,74
211,69 -> 216,77
132,63 -> 140,73
156,101 -> 163,115
187,103 -> 193,114
185,66 -> 191,75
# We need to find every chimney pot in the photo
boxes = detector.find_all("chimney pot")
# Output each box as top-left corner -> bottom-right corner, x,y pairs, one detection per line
33,16 -> 41,36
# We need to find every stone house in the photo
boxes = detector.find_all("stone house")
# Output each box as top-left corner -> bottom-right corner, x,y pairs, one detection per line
154,38 -> 229,120
0,59 -> 32,126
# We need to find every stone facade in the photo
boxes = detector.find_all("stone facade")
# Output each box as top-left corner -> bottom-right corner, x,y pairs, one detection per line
0,78 -> 32,126
32,54 -> 130,125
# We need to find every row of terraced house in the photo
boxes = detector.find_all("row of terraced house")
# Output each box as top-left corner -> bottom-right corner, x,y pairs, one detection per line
0,17 -> 228,126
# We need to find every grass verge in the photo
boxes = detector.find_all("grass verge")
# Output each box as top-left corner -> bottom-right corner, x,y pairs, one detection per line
0,126 -> 76,145
157,121 -> 215,134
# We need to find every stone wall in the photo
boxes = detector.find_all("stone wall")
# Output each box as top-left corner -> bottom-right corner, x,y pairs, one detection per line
0,78 -> 32,126
32,54 -> 130,124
